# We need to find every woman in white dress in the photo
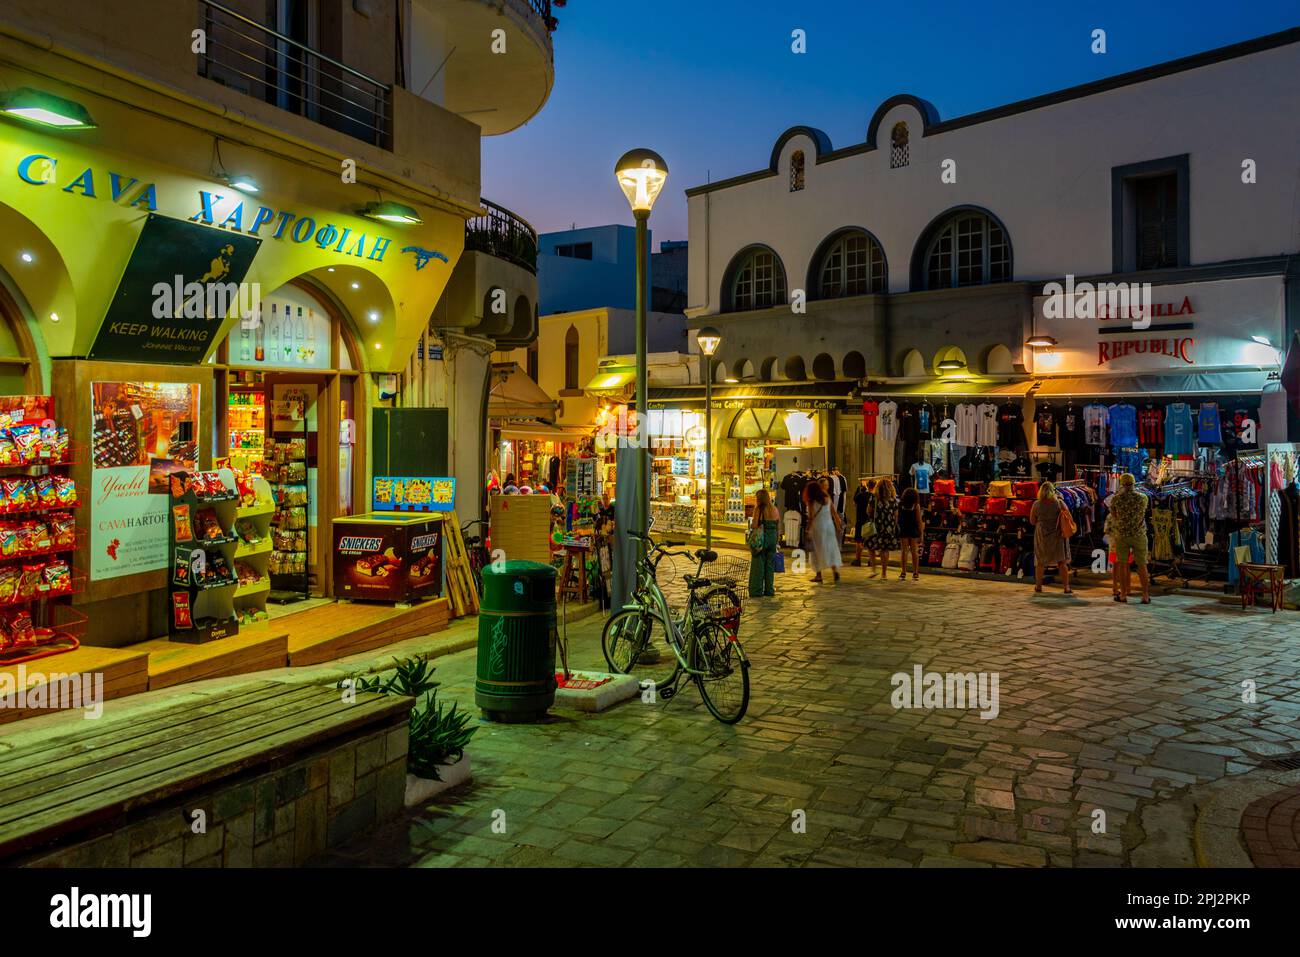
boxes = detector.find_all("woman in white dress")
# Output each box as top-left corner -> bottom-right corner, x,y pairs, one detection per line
806,481 -> 842,583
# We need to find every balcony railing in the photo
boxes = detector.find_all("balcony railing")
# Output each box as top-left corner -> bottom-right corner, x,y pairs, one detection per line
197,0 -> 392,148
531,0 -> 559,32
466,200 -> 539,274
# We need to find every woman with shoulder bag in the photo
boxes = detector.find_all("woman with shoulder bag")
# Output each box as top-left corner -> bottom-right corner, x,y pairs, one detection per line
747,489 -> 780,598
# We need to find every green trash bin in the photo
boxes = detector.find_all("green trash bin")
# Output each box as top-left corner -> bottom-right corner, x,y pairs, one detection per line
475,560 -> 558,722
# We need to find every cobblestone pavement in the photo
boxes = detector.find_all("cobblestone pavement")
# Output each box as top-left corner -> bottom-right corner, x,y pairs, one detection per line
320,563 -> 1300,868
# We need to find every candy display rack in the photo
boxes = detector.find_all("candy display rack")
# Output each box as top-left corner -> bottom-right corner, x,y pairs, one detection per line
0,397 -> 86,663
232,473 -> 274,627
265,417 -> 310,603
168,469 -> 241,644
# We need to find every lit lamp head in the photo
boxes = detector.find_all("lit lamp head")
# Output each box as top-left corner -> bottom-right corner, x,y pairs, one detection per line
1025,335 -> 1058,349
937,358 -> 966,372
0,87 -> 96,130
614,148 -> 668,215
363,201 -> 422,225
696,326 -> 722,357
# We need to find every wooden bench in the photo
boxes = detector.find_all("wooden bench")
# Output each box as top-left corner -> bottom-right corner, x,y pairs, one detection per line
0,681 -> 413,866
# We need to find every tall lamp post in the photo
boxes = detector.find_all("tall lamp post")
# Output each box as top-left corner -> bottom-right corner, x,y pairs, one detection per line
696,326 -> 722,548
614,148 -> 668,537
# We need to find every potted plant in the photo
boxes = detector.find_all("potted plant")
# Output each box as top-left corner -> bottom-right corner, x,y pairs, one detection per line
341,657 -> 477,805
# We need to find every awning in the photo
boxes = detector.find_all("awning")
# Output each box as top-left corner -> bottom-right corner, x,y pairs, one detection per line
487,363 -> 557,420
648,380 -> 856,409
1034,370 -> 1270,397
858,378 -> 1035,397
496,422 -> 591,443
584,366 -> 635,396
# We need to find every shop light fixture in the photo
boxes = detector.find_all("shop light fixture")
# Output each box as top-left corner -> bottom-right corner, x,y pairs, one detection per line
225,174 -> 259,194
363,201 -> 422,225
937,358 -> 966,371
1251,335 -> 1272,346
327,267 -> 335,273
48,312 -> 60,323
1025,334 -> 1058,348
350,282 -> 360,290
0,87 -> 97,130
723,377 -> 739,384
368,311 -> 380,323
19,252 -> 33,263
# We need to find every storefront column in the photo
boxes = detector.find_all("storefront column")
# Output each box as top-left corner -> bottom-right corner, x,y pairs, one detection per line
442,331 -> 497,522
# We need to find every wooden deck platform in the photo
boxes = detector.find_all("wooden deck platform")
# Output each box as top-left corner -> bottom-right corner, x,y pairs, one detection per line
284,597 -> 451,666
0,646 -> 149,725
137,629 -> 290,690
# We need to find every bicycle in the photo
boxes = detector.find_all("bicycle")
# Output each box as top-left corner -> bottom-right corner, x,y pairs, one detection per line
460,518 -> 491,595
601,530 -> 749,723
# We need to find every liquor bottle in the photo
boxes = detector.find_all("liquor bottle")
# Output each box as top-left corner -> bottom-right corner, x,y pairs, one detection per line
240,307 -> 252,362
255,304 -> 266,361
268,303 -> 280,363
293,306 -> 305,363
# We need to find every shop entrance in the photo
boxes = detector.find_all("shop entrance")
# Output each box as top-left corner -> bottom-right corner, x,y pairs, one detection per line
217,280 -> 364,601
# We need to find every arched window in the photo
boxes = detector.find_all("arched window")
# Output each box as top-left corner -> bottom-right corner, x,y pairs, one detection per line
564,325 -> 579,390
526,341 -> 539,382
813,229 -> 886,298
724,246 -> 787,312
890,122 -> 909,169
790,150 -> 805,191
811,354 -> 836,380
922,211 -> 1011,289
842,351 -> 867,379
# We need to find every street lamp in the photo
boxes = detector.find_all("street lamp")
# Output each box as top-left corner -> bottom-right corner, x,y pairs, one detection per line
614,148 -> 668,539
696,326 -> 722,548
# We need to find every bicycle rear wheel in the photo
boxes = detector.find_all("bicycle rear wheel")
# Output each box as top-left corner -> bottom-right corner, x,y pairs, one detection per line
602,609 -> 681,690
692,622 -> 750,723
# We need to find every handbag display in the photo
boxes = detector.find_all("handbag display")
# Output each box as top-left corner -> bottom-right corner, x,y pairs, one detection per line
942,537 -> 962,569
957,495 -> 981,514
987,480 -> 1013,498
1009,499 -> 1033,517
979,544 -> 999,572
964,481 -> 985,497
927,539 -> 946,566
984,497 -> 1009,515
958,540 -> 979,571
1013,481 -> 1039,500
933,479 -> 957,496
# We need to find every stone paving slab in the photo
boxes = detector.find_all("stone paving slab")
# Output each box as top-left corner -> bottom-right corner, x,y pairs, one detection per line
317,562 -> 1300,868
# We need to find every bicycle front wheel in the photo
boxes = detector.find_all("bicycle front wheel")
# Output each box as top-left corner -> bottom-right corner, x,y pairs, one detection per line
692,622 -> 750,724
602,608 -> 681,689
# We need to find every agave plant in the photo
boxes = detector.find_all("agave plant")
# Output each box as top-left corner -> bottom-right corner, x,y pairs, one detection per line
340,657 -> 477,781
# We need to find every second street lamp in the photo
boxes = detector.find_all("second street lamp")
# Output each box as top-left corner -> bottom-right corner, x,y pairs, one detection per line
697,326 -> 722,548
614,148 -> 668,539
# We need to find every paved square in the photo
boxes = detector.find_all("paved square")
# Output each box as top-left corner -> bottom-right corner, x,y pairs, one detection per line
321,564 -> 1300,867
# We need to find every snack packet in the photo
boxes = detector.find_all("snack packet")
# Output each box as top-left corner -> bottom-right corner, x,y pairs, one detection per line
6,610 -> 35,647
0,565 -> 18,603
17,563 -> 42,600
49,513 -> 75,549
42,560 -> 70,593
172,592 -> 193,629
173,504 -> 193,541
53,475 -> 77,506
34,476 -> 58,508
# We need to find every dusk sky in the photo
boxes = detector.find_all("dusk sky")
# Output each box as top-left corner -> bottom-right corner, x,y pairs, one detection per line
482,0 -> 1299,247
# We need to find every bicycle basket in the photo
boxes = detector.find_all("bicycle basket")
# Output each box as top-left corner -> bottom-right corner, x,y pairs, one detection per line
694,584 -> 742,637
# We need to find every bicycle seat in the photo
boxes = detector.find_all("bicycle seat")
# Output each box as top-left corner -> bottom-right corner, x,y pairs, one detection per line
695,549 -> 718,563
465,535 -> 481,546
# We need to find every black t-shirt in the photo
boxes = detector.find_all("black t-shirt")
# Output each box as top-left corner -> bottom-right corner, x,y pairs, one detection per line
1036,461 -> 1062,481
1035,404 -> 1057,447
780,473 -> 805,511
897,403 -> 919,444
997,403 -> 1026,451
1058,405 -> 1084,450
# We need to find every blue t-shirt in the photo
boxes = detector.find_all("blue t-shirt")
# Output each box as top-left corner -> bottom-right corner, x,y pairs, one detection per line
910,462 -> 934,493
918,407 -> 931,436
1108,403 -> 1139,449
1197,403 -> 1222,445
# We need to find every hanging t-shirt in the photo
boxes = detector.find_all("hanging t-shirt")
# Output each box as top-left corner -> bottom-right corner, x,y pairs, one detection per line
909,462 -> 934,493
1035,404 -> 1057,447
1138,406 -> 1163,447
862,400 -> 879,435
954,403 -> 978,447
918,404 -> 932,438
1197,402 -> 1222,445
976,403 -> 999,447
877,401 -> 899,443
1164,403 -> 1195,456
1036,461 -> 1062,482
898,403 -> 919,444
997,403 -> 1026,451
1058,405 -> 1085,450
875,430 -> 896,475
1083,404 -> 1109,446
1108,403 -> 1139,449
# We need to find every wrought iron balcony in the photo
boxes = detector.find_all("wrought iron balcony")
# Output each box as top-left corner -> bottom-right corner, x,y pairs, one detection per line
466,200 -> 539,274
197,0 -> 391,148
531,0 -> 560,32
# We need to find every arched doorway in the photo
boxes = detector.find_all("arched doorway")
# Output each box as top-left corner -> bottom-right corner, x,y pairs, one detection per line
0,281 -> 41,394
217,277 -> 366,599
